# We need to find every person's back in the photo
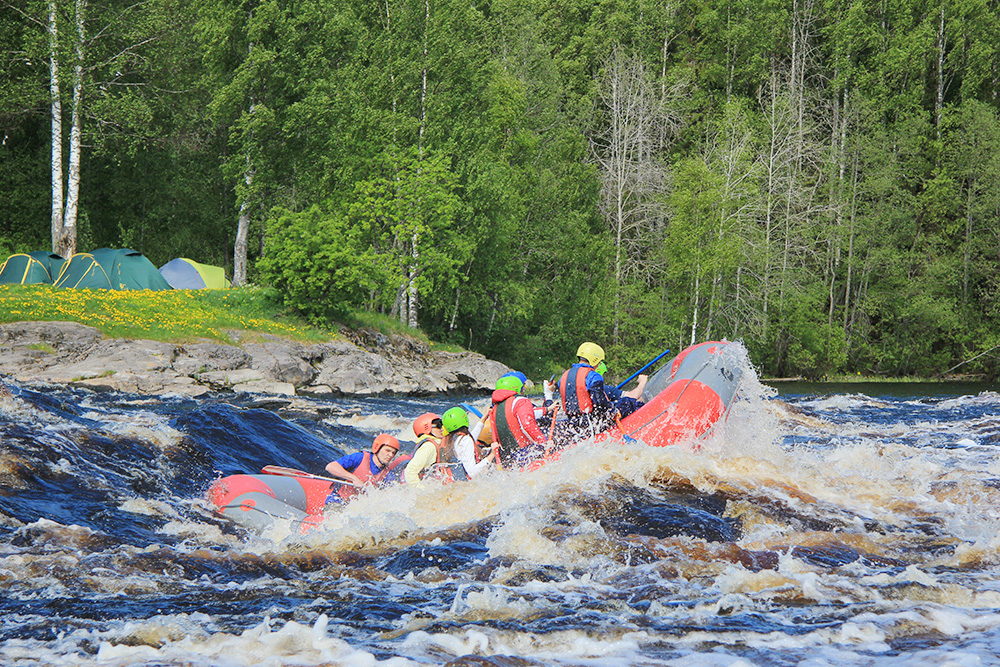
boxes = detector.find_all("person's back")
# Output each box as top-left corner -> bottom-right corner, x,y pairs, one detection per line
489,375 -> 548,466
557,341 -> 647,443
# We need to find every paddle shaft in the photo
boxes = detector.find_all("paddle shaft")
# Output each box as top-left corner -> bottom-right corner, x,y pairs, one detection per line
616,348 -> 671,390
260,465 -> 359,487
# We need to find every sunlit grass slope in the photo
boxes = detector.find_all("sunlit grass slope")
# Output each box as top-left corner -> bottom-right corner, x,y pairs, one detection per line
0,284 -> 328,344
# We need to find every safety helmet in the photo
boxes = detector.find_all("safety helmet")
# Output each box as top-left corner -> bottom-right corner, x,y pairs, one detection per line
501,370 -> 534,391
500,370 -> 527,384
495,375 -> 523,393
372,433 -> 400,456
413,412 -> 442,437
441,406 -> 469,434
595,362 -> 608,376
576,341 -> 605,367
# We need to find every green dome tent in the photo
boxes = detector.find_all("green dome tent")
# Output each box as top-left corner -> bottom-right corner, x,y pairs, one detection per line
28,251 -> 66,281
54,249 -> 172,291
0,253 -> 54,284
158,258 -> 229,289
53,253 -> 113,289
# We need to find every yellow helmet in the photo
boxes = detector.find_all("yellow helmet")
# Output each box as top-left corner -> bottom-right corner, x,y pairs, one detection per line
576,342 -> 605,367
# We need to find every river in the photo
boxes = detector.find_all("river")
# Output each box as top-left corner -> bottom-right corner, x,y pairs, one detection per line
1,360 -> 998,666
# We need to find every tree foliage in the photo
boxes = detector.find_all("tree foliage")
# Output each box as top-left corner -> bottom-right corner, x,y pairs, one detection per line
3,0 -> 1000,379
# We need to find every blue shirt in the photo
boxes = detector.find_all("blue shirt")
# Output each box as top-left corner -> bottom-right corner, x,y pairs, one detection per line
335,451 -> 384,476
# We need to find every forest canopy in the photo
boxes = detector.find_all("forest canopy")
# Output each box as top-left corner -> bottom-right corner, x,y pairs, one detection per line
2,0 -> 999,380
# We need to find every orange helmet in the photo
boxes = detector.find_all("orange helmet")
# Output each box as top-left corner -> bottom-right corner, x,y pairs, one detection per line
413,412 -> 442,437
372,433 -> 400,456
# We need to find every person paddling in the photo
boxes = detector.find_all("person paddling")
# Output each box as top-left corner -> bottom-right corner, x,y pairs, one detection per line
325,433 -> 400,502
488,375 -> 549,467
557,342 -> 647,440
440,407 -> 497,479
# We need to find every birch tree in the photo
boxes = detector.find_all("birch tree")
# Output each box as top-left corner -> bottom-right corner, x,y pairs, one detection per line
197,0 -> 283,287
4,0 -> 169,256
592,47 -> 673,347
701,100 -> 762,342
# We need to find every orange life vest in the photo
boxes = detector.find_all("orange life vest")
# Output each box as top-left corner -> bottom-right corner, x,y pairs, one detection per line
490,395 -> 532,464
559,365 -> 594,415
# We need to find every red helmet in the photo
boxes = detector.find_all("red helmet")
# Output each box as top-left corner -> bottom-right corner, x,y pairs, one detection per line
372,433 -> 400,456
413,412 -> 442,437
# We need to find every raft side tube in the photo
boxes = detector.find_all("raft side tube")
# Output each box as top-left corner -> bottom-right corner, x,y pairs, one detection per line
216,491 -> 311,533
208,473 -> 334,517
620,378 -> 726,447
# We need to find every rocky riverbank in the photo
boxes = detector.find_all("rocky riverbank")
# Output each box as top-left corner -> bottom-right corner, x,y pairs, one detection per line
0,321 -> 511,397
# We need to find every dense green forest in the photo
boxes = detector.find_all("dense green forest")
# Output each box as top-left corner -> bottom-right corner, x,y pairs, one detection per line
3,0 -> 1000,380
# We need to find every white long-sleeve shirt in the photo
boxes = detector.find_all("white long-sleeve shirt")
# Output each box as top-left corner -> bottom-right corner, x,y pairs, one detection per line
453,432 -> 493,478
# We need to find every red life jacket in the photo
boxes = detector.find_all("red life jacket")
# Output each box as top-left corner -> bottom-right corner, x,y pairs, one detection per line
490,395 -> 532,464
335,451 -> 387,502
560,365 -> 594,416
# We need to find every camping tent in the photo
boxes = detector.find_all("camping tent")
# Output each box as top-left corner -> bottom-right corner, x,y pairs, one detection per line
159,258 -> 229,289
53,249 -> 172,291
0,253 -> 53,284
52,253 -> 113,289
28,251 -> 66,280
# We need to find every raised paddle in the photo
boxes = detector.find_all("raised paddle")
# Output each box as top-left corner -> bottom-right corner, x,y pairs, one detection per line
460,402 -> 483,418
615,348 -> 671,390
260,465 -> 358,487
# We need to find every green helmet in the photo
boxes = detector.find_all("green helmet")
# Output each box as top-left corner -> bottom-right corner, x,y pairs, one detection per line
441,406 -> 470,434
595,362 -> 608,377
495,375 -> 523,393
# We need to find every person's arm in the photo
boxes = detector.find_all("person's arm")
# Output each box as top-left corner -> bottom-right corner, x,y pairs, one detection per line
514,397 -> 547,444
325,452 -> 363,486
454,434 -> 494,478
469,412 -> 487,440
623,374 -> 648,400
404,442 -> 438,487
587,373 -> 616,412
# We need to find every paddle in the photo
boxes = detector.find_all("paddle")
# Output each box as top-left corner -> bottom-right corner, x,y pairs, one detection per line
260,465 -> 358,487
460,402 -> 482,418
615,348 -> 672,390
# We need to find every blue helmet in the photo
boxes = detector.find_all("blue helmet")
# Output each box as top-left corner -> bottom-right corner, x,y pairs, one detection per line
500,371 -> 533,390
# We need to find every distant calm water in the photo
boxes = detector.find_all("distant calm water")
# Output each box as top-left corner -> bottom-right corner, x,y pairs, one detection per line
1,365 -> 999,666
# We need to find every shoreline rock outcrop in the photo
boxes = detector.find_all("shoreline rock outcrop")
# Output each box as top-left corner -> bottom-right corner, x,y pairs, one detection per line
0,321 -> 511,397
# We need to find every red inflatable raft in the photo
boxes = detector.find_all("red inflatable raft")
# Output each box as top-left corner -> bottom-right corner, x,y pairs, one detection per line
207,340 -> 747,534
206,471 -> 332,536
616,340 -> 744,449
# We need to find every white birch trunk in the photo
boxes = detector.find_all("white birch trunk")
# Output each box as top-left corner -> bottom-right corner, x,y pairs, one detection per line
689,272 -> 700,346
843,151 -> 858,335
60,0 -> 86,258
48,0 -> 64,253
233,31 -> 256,288
936,5 -> 946,143
404,0 -> 431,329
233,166 -> 252,286
407,236 -> 419,329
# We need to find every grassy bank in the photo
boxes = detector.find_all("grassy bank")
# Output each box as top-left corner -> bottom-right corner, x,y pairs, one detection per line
0,284 -> 330,344
0,284 -> 465,352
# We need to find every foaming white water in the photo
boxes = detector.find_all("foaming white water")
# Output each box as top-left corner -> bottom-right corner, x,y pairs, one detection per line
805,393 -> 882,411
332,413 -> 414,440
936,390 -> 1000,411
0,614 -> 411,667
83,409 -> 185,451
